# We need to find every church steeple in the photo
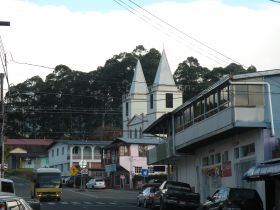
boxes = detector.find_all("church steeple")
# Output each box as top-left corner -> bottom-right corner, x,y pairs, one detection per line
129,60 -> 148,95
153,49 -> 175,86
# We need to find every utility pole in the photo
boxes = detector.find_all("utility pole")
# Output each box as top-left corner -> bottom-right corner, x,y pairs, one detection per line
0,20 -> 10,178
0,73 -> 4,178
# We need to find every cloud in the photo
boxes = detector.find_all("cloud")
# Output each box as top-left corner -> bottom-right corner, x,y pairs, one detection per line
0,0 -> 279,86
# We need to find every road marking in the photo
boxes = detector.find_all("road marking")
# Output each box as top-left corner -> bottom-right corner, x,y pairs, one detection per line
83,202 -> 92,204
71,201 -> 79,205
60,201 -> 68,204
96,202 -> 105,204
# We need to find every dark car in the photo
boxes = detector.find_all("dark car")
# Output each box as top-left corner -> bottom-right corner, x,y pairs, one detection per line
137,186 -> 159,208
202,187 -> 264,210
0,194 -> 35,210
153,180 -> 200,210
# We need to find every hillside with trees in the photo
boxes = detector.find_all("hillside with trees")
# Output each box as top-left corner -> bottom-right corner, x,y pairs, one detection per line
4,45 -> 256,140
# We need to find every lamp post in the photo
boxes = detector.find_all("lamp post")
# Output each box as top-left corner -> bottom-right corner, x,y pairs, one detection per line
0,20 -> 10,178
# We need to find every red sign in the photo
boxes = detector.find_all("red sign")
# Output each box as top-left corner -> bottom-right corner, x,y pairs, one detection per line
221,161 -> 232,177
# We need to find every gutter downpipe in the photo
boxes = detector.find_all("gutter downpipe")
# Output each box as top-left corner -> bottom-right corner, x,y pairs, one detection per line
229,81 -> 275,137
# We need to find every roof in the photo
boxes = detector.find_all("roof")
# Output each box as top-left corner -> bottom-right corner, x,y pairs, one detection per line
243,161 -> 280,181
153,49 -> 175,86
49,140 -> 112,148
129,60 -> 148,95
35,168 -> 61,173
104,137 -> 162,149
5,139 -> 53,146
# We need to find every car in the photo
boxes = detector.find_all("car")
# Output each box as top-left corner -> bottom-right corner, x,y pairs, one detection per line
0,194 -> 36,210
137,186 -> 158,208
85,178 -> 105,189
61,175 -> 70,185
201,187 -> 264,210
66,174 -> 93,187
152,180 -> 200,210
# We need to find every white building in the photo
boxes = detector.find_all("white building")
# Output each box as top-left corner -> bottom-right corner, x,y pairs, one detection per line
48,140 -> 111,177
104,50 -> 183,189
145,69 -> 280,210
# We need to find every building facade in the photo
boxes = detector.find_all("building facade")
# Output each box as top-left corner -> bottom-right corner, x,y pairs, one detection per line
104,50 -> 182,189
48,140 -> 111,177
145,70 -> 280,210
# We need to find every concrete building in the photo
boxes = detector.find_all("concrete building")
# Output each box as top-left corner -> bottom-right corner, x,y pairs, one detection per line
48,140 -> 111,177
104,50 -> 182,189
145,69 -> 280,210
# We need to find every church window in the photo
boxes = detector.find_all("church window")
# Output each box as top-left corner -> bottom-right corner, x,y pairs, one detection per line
166,93 -> 173,108
126,102 -> 128,116
150,94 -> 153,109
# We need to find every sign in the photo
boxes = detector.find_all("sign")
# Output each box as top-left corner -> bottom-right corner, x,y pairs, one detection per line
69,166 -> 79,176
81,168 -> 88,175
105,164 -> 116,173
79,160 -> 87,168
141,169 -> 149,177
221,161 -> 232,177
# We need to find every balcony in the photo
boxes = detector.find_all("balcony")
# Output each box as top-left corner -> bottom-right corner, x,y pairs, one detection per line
147,138 -> 174,165
175,106 -> 265,151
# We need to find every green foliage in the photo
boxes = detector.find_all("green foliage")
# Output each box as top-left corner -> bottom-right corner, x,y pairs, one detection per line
4,45 -> 256,139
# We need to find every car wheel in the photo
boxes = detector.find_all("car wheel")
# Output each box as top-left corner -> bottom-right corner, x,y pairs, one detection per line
143,199 -> 147,208
160,199 -> 168,210
137,198 -> 141,207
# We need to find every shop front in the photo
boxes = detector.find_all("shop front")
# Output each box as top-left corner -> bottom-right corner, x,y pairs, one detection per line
243,159 -> 280,210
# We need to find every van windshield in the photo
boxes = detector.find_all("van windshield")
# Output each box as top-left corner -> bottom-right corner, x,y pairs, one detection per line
2,181 -> 14,193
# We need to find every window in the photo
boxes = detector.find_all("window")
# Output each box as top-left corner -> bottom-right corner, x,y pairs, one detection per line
150,94 -> 153,109
219,85 -> 229,110
234,147 -> 239,159
94,147 -> 101,159
62,147 -> 64,155
241,143 -> 255,157
119,145 -> 129,156
153,165 -> 166,172
222,151 -> 229,162
134,128 -> 137,139
202,157 -> 209,166
210,154 -> 215,165
235,84 -> 263,106
57,148 -> 59,156
139,127 -> 142,138
73,146 -> 79,154
138,145 -> 148,157
166,93 -> 173,108
126,102 -> 128,116
215,153 -> 221,164
129,130 -> 132,138
52,149 -> 54,157
1,181 -> 14,193
135,166 -> 142,174
148,166 -> 154,173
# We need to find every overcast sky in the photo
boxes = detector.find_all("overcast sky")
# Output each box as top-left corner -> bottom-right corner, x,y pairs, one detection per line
0,0 -> 280,87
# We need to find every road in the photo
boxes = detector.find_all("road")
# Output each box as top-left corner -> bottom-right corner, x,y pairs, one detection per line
13,177 -> 142,210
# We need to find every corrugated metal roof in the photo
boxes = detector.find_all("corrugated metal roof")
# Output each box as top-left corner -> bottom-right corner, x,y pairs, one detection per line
52,140 -> 112,146
6,139 -> 53,146
114,137 -> 161,145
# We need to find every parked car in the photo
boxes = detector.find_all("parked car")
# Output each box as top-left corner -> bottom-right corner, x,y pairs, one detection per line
137,186 -> 158,208
152,180 -> 200,210
85,178 -> 106,189
0,194 -> 36,210
61,175 -> 70,185
201,187 -> 264,210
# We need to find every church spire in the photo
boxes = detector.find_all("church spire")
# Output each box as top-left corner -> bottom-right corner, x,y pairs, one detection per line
153,49 -> 175,86
129,60 -> 148,94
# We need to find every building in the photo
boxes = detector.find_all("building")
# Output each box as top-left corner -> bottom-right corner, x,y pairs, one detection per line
103,50 -> 183,189
48,140 -> 111,177
5,139 -> 53,169
145,69 -> 280,210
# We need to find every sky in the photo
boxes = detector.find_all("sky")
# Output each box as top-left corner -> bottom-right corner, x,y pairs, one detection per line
0,0 -> 280,88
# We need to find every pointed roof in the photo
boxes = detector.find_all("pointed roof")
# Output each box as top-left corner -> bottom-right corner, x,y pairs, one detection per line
129,60 -> 148,94
153,49 -> 175,86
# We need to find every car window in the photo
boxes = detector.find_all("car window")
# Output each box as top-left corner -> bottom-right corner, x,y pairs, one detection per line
229,189 -> 259,200
2,181 -> 14,193
95,179 -> 104,182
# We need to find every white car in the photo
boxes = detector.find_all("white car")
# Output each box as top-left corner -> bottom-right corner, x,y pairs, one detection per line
86,178 -> 105,189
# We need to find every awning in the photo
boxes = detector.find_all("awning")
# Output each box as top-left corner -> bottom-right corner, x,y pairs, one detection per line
243,162 -> 280,181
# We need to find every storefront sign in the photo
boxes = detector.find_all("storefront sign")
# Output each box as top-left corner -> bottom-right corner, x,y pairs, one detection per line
105,164 -> 116,172
221,161 -> 232,177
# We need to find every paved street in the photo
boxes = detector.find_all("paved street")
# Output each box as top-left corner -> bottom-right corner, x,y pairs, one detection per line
13,177 -> 141,210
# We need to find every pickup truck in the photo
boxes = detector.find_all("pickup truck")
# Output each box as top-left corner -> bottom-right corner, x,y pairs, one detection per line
152,180 -> 200,210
